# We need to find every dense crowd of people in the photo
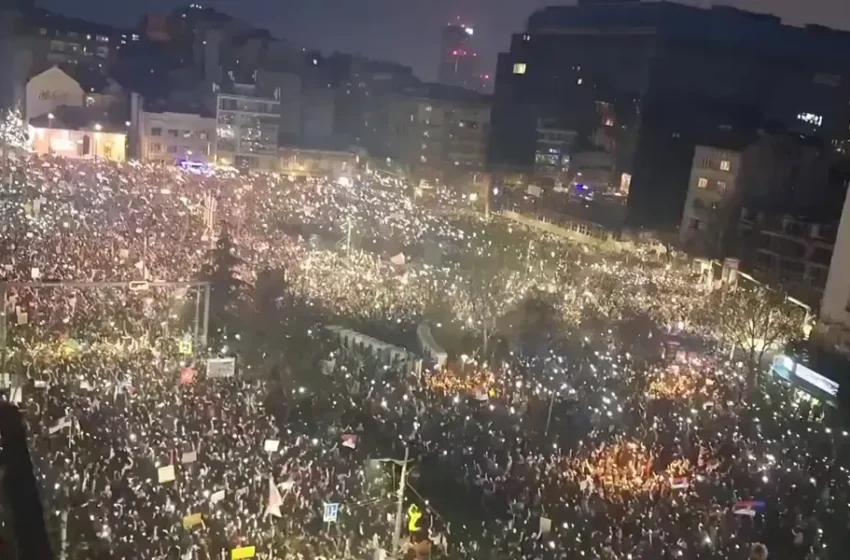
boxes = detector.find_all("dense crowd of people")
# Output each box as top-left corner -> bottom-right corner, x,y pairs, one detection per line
0,151 -> 847,560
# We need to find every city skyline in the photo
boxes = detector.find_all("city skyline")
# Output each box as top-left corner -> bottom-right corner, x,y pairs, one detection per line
38,0 -> 850,83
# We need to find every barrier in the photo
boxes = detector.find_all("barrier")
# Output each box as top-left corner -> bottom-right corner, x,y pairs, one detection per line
326,326 -> 415,365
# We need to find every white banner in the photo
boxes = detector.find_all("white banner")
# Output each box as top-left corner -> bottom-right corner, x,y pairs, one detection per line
208,357 -> 236,378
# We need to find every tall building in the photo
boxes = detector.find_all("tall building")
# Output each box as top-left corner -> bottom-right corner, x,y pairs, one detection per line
438,23 -> 476,89
386,84 -> 490,178
214,83 -> 280,170
490,0 -> 850,228
678,145 -> 744,253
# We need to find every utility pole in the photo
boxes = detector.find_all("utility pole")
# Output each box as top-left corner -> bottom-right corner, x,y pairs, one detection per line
346,217 -> 353,260
202,282 -> 211,350
388,446 -> 410,560
193,286 -> 202,355
60,509 -> 69,560
545,390 -> 556,436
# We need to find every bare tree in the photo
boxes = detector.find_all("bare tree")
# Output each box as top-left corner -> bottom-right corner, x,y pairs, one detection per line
464,248 -> 528,362
706,286 -> 801,396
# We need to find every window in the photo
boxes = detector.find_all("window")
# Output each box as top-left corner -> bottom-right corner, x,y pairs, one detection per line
168,129 -> 179,138
96,35 -> 109,43
697,177 -> 708,188
96,46 -> 108,58
513,63 -> 527,75
132,34 -> 140,41
167,145 -> 178,154
577,78 -> 583,85
798,112 -> 823,127
150,143 -> 162,153
39,28 -> 48,36
182,130 -> 193,138
522,34 -> 531,42
720,159 -> 731,171
716,180 -> 727,193
151,127 -> 162,136
50,40 -> 66,52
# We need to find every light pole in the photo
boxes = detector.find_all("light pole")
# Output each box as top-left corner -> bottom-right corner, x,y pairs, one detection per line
93,123 -> 102,160
375,446 -> 411,560
47,113 -> 54,154
545,389 -> 556,436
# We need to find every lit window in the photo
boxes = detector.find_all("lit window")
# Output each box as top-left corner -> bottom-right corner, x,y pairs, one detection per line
39,28 -> 47,35
522,34 -> 531,42
717,180 -> 727,192
697,177 -> 708,188
513,63 -> 527,75
132,34 -> 139,41
720,160 -> 731,171
96,35 -> 109,43
577,78 -> 583,85
798,112 -> 823,127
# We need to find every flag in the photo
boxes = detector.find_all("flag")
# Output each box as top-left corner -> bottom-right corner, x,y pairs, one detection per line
390,253 -> 406,266
671,476 -> 690,489
180,368 -> 198,385
210,490 -> 225,505
231,547 -> 256,560
182,513 -> 203,529
264,476 -> 283,518
181,450 -> 197,464
264,439 -> 280,453
733,500 -> 765,517
342,434 -> 358,449
49,416 -> 73,435
539,516 -> 552,535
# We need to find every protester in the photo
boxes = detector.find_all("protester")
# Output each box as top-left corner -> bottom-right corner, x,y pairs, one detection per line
0,152 -> 845,560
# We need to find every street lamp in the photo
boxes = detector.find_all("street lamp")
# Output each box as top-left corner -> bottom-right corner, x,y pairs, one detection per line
93,123 -> 102,160
47,113 -> 55,154
374,447 -> 412,560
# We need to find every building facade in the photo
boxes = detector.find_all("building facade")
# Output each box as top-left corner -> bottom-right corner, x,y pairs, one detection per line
679,146 -> 742,252
25,65 -> 84,119
490,0 -> 850,228
820,188 -> 850,347
735,210 -> 835,306
386,86 -> 490,177
438,24 -> 476,89
17,9 -> 134,73
29,108 -> 126,161
138,103 -> 215,164
214,88 -> 280,170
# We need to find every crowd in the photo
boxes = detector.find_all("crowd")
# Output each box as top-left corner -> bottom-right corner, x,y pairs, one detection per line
0,151 -> 847,560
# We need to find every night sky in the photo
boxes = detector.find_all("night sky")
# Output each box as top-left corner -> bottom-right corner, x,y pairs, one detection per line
39,0 -> 850,82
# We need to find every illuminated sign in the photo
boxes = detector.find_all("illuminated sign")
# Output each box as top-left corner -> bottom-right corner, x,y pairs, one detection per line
771,354 -> 839,402
795,363 -> 838,398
